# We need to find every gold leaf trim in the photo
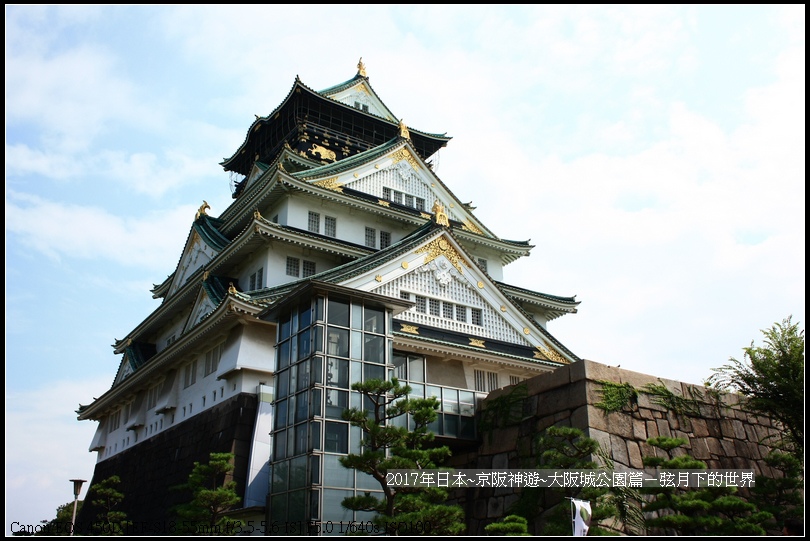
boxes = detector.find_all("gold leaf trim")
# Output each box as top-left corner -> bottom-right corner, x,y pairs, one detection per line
469,338 -> 486,348
462,219 -> 483,235
523,328 -> 530,335
477,281 -> 484,289
414,236 -> 470,274
535,344 -> 570,364
401,261 -> 409,269
400,324 -> 419,335
389,148 -> 419,169
378,199 -> 390,207
375,275 -> 382,282
313,178 -> 344,192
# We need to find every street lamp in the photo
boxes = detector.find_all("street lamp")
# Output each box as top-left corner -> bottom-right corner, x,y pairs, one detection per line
69,479 -> 86,536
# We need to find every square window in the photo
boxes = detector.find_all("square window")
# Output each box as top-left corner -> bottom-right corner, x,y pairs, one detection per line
414,296 -> 427,313
442,302 -> 453,319
303,260 -> 316,278
404,194 -> 414,207
416,198 -> 425,211
399,291 -> 410,301
471,308 -> 483,326
392,191 -> 403,205
286,257 -> 300,277
455,305 -> 467,323
382,187 -> 391,200
429,298 -> 440,316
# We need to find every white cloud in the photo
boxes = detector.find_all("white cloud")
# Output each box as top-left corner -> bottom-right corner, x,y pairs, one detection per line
5,377 -> 110,535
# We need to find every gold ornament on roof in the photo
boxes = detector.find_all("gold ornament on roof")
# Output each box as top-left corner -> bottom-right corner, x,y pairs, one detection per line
431,200 -> 450,227
469,338 -> 486,348
195,201 -> 210,220
254,209 -> 263,220
415,235 -> 470,274
534,344 -> 570,364
390,148 -> 418,169
228,282 -> 237,295
357,57 -> 367,77
462,219 -> 483,235
398,119 -> 410,140
400,324 -> 419,335
375,275 -> 382,282
313,178 -> 344,192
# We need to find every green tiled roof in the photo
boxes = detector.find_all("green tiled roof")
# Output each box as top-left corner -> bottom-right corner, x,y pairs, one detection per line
193,214 -> 230,251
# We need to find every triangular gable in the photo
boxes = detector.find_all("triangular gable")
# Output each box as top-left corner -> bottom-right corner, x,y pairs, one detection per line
167,229 -> 218,297
306,140 -> 493,239
183,285 -> 219,334
322,79 -> 397,122
337,228 -> 575,363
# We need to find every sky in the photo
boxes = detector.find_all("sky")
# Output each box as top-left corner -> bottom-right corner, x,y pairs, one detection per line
5,5 -> 805,534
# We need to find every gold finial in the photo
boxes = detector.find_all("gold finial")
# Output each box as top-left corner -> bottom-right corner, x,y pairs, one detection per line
254,114 -> 260,120
431,200 -> 449,227
398,119 -> 410,140
357,57 -> 367,77
228,282 -> 237,294
203,270 -> 209,281
195,200 -> 210,220
254,209 -> 263,220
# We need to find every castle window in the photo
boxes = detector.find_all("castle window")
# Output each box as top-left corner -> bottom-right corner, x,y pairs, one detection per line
205,343 -> 223,376
471,308 -> 483,326
108,409 -> 121,433
455,305 -> 467,323
477,258 -> 488,272
392,190 -> 403,205
442,302 -> 453,319
184,360 -> 198,388
286,257 -> 300,277
303,260 -> 316,278
380,231 -> 391,249
308,211 -> 320,233
404,194 -> 414,207
399,291 -> 410,301
415,197 -> 425,211
429,298 -> 440,316
509,375 -> 523,385
147,383 -> 160,410
382,187 -> 391,200
414,296 -> 427,313
249,267 -> 264,290
474,369 -> 499,392
365,227 -> 376,248
325,216 -> 337,237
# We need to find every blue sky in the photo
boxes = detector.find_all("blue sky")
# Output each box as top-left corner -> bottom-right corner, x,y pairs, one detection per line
5,5 -> 805,533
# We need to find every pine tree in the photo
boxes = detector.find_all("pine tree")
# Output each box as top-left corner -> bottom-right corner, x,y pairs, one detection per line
87,475 -> 132,535
172,452 -> 243,535
339,378 -> 466,535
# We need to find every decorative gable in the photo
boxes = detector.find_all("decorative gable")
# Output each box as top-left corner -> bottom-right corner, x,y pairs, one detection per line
183,287 -> 218,334
324,81 -> 396,121
168,231 -> 218,297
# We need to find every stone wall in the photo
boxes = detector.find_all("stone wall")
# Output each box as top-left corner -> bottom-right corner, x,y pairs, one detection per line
449,360 -> 784,535
75,393 -> 258,534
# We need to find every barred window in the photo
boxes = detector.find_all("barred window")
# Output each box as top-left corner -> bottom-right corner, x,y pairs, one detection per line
474,369 -> 499,392
471,308 -> 483,326
382,187 -> 391,200
429,298 -> 441,316
365,227 -> 376,248
404,194 -> 414,207
303,260 -> 316,278
415,295 -> 427,313
477,258 -> 488,272
308,211 -> 320,233
380,231 -> 391,249
455,305 -> 467,323
286,257 -> 300,277
205,343 -> 223,376
392,191 -> 403,205
509,375 -> 522,385
325,216 -> 337,237
416,197 -> 425,211
399,291 -> 410,301
442,302 -> 454,319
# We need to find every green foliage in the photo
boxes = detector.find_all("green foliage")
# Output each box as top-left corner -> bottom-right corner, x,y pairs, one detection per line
87,475 -> 132,535
484,514 -> 530,536
594,381 -> 638,413
707,316 -> 804,459
339,378 -> 466,535
751,451 -> 804,533
478,383 -> 527,442
641,438 -> 773,535
641,382 -> 703,417
513,425 -> 638,536
172,452 -> 243,535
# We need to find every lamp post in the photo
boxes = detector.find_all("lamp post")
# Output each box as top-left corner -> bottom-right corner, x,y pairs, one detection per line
69,479 -> 86,536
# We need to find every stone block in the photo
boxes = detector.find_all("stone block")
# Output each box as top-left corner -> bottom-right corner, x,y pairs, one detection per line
690,438 -> 711,460
482,425 -> 519,455
569,404 -> 590,430
553,410 -> 572,422
487,496 -> 504,518
646,420 -> 659,439
706,438 -> 724,458
720,439 -> 737,457
690,418 -> 709,437
732,420 -> 747,440
610,434 -> 630,467
626,440 -> 643,468
492,452 -> 509,470
525,365 -> 571,396
720,419 -> 736,439
655,419 -> 672,438
586,428 -> 611,455
706,419 -> 722,438
583,359 -> 622,385
632,418 -> 648,441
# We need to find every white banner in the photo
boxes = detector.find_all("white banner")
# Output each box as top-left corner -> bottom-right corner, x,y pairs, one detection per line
572,498 -> 592,536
